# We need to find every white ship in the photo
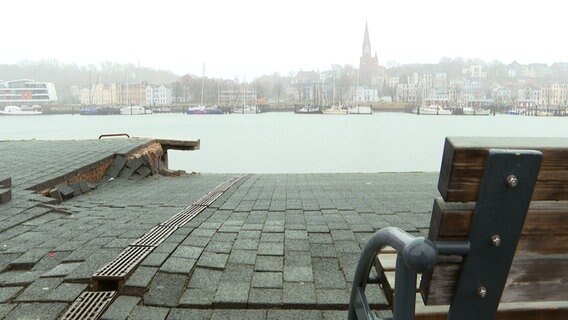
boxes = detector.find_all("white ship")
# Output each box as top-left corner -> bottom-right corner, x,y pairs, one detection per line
0,105 -> 42,115
120,106 -> 152,115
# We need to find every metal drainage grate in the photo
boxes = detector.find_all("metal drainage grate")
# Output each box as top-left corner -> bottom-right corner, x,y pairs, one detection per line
193,191 -> 223,206
91,246 -> 153,291
179,205 -> 206,216
161,206 -> 206,227
131,225 -> 178,247
60,291 -> 116,320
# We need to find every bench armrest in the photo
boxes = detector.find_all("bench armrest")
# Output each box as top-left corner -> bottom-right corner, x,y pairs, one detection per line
349,227 -> 438,320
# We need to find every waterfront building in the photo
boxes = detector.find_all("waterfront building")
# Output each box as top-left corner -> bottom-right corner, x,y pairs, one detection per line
0,79 -> 58,106
146,84 -> 173,106
117,83 -> 147,106
79,84 -> 118,106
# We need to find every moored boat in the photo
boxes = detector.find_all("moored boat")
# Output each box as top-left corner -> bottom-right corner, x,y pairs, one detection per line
295,105 -> 322,114
0,105 -> 42,115
120,106 -> 151,115
187,105 -> 223,115
322,105 -> 348,115
417,105 -> 451,115
348,105 -> 373,115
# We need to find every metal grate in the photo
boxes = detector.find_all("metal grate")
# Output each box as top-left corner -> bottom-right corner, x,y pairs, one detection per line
193,191 -> 223,206
131,225 -> 178,247
91,246 -> 152,291
60,291 -> 116,320
161,206 -> 206,227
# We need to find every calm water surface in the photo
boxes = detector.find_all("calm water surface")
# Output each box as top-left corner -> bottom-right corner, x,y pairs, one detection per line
1,112 -> 567,173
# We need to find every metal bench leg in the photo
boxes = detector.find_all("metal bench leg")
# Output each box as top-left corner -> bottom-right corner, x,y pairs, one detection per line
348,227 -> 438,320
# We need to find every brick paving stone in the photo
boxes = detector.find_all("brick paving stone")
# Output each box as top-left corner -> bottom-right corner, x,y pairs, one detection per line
219,264 -> 254,284
310,244 -> 337,258
213,282 -> 250,305
322,310 -> 348,320
211,232 -> 237,242
314,270 -> 347,289
330,230 -> 356,241
284,239 -> 309,252
167,308 -> 212,320
0,270 -> 43,286
228,250 -> 257,265
101,295 -> 141,320
124,266 -> 158,295
41,262 -> 82,278
255,256 -> 283,272
233,239 -> 258,250
182,236 -> 210,248
144,272 -> 186,307
251,272 -> 282,288
188,268 -> 223,289
334,240 -> 361,253
14,277 -> 62,302
283,266 -> 313,282
238,230 -> 261,239
0,303 -> 16,319
262,224 -> 285,233
45,282 -> 88,302
257,242 -> 284,256
282,282 -> 317,305
210,309 -> 266,320
284,251 -> 312,267
172,245 -> 203,259
316,288 -> 349,307
141,252 -> 170,267
308,233 -> 333,244
248,288 -> 282,306
196,252 -> 229,270
159,257 -> 196,275
267,310 -> 322,320
9,248 -> 50,269
128,305 -> 170,320
205,241 -> 233,254
179,288 -> 215,307
0,286 -> 23,303
285,230 -> 308,240
6,302 -> 67,320
191,228 -> 217,238
260,232 -> 284,243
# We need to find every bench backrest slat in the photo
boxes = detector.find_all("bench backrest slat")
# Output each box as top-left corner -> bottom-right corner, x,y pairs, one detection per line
438,137 -> 568,202
422,137 -> 568,307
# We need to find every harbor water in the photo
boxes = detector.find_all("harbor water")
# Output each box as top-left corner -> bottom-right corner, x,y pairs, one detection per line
1,112 -> 567,173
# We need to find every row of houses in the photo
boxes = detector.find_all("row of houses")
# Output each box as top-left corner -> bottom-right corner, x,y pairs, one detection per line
77,83 -> 173,106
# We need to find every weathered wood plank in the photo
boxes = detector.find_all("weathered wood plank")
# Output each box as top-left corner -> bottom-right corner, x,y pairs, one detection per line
438,137 -> 568,202
415,300 -> 568,320
422,198 -> 568,305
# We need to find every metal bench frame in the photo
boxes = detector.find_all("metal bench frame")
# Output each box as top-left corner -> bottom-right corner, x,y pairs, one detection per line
349,149 -> 543,320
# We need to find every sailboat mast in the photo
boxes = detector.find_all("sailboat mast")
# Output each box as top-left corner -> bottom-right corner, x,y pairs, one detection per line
200,63 -> 205,106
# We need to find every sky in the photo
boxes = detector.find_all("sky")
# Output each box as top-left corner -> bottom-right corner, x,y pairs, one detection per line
2,0 -> 567,79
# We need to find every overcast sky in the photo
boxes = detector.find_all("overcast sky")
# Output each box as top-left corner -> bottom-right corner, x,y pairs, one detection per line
3,0 -> 567,78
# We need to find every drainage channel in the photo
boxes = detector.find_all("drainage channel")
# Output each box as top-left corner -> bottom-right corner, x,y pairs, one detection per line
59,174 -> 247,319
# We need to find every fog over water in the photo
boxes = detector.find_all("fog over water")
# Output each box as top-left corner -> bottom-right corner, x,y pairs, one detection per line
1,113 -> 566,173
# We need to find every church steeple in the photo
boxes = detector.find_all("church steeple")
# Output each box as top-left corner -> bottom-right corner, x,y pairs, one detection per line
362,21 -> 371,56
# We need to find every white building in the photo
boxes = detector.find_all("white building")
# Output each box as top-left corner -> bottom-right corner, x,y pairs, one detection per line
356,86 -> 379,102
146,84 -> 173,106
0,79 -> 58,106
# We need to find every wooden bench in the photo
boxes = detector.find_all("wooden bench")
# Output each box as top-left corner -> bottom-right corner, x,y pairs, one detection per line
349,137 -> 568,320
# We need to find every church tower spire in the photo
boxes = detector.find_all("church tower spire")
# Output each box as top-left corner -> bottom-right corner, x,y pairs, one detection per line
359,21 -> 379,86
362,21 -> 371,56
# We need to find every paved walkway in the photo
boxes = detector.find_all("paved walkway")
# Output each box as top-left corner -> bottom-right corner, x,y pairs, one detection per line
0,140 -> 438,319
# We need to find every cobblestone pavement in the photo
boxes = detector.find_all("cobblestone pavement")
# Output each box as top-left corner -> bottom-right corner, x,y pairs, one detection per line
0,140 -> 439,319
